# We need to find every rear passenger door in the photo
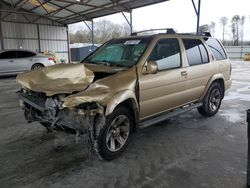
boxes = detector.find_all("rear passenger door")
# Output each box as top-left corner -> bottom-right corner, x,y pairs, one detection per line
182,38 -> 215,102
15,51 -> 36,71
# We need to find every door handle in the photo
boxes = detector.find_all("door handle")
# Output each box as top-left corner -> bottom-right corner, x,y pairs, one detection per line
9,60 -> 14,62
181,71 -> 188,76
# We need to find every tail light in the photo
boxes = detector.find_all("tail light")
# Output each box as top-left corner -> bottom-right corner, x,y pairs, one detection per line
48,57 -> 56,63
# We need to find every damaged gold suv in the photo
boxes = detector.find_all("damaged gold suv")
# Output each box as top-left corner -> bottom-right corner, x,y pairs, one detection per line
17,29 -> 232,160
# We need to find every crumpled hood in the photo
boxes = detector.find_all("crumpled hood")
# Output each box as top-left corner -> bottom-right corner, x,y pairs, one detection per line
62,67 -> 137,109
16,64 -> 94,96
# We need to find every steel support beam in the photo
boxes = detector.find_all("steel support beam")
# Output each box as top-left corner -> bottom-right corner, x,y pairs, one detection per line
191,0 -> 201,34
91,20 -> 94,51
66,25 -> 71,63
0,7 -> 4,50
83,20 -> 95,51
37,24 -> 41,52
121,10 -> 133,34
0,22 -> 4,50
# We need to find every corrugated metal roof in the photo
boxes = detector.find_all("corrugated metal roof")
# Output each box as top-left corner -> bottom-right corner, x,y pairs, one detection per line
0,0 -> 169,25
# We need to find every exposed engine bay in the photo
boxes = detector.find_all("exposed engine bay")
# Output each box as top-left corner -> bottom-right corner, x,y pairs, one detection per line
17,68 -> 115,134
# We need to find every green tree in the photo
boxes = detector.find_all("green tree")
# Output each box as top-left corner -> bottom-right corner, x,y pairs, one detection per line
69,19 -> 130,44
240,16 -> 245,45
219,16 -> 228,44
199,24 -> 210,33
209,21 -> 216,37
231,15 -> 240,46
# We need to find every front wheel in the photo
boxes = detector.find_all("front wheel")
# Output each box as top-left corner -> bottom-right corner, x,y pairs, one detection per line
198,82 -> 223,117
95,106 -> 133,161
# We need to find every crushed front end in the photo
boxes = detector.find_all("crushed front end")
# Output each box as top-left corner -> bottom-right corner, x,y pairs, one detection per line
18,88 -> 105,134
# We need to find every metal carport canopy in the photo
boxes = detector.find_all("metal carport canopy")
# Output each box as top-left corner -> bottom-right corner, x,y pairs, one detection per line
0,0 -> 201,33
0,0 -> 171,25
0,0 -> 202,32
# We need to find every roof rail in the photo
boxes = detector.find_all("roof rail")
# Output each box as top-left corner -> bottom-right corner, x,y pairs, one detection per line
131,28 -> 176,36
178,32 -> 212,37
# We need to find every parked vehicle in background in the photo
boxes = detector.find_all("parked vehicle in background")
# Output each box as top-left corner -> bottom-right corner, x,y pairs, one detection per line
244,53 -> 250,61
17,29 -> 232,160
0,49 -> 55,76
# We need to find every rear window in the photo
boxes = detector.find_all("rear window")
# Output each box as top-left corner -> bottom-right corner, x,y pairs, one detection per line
204,38 -> 227,60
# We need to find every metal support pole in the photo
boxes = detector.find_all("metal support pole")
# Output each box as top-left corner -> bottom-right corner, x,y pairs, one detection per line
247,109 -> 250,187
130,10 -> 133,34
0,6 -> 5,50
196,0 -> 201,34
66,25 -> 71,64
91,20 -> 94,51
37,24 -> 41,52
83,20 -> 94,51
0,21 -> 4,50
191,0 -> 201,34
121,11 -> 133,34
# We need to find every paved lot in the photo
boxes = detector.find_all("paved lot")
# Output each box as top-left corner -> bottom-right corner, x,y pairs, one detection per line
0,61 -> 249,188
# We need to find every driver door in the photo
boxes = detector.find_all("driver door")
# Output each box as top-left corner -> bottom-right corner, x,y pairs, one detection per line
139,38 -> 189,119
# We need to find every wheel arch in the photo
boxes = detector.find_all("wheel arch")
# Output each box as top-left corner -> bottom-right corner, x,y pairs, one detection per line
105,90 -> 139,132
200,74 -> 225,101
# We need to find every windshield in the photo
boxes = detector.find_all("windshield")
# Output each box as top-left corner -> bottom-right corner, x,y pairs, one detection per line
84,37 -> 151,67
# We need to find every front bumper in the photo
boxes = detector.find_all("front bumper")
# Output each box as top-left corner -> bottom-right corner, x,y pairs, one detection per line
18,91 -> 104,133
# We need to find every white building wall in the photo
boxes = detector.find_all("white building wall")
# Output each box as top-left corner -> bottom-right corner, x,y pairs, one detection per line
39,25 -> 68,62
0,20 -> 69,63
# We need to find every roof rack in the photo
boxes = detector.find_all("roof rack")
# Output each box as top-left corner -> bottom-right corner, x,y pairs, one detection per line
178,32 -> 212,37
131,28 -> 176,36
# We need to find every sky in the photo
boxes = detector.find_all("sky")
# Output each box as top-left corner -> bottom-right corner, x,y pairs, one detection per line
69,0 -> 250,40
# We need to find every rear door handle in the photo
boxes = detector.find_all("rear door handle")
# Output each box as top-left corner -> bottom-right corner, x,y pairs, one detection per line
181,71 -> 188,76
9,60 -> 14,62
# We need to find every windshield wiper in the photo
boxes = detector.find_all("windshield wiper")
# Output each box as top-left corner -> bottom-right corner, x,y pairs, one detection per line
84,60 -> 95,64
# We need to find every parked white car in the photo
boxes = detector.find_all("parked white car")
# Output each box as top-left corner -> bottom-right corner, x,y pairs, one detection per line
0,49 -> 55,76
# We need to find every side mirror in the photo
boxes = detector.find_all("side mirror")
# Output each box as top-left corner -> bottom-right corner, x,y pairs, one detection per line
142,61 -> 158,74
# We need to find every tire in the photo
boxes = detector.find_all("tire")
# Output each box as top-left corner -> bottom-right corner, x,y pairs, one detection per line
96,106 -> 133,161
31,63 -> 44,70
198,82 -> 223,117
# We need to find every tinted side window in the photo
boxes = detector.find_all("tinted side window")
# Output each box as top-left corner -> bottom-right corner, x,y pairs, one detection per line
17,51 -> 36,58
204,38 -> 227,60
183,39 -> 209,66
0,51 -> 17,59
148,38 -> 181,70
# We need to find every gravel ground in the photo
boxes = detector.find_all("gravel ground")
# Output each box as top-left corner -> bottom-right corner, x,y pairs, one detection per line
0,61 -> 249,188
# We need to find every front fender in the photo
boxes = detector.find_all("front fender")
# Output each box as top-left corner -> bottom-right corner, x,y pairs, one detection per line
105,90 -> 138,116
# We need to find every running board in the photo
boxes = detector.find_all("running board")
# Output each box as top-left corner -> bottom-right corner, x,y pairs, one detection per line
139,102 -> 202,129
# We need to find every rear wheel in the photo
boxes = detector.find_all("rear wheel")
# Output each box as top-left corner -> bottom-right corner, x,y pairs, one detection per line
95,106 -> 133,161
198,82 -> 223,117
31,63 -> 44,70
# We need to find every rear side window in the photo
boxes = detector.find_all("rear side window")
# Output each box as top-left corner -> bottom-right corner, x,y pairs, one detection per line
17,51 -> 36,58
148,38 -> 181,70
204,38 -> 227,60
0,51 -> 17,59
183,39 -> 209,66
